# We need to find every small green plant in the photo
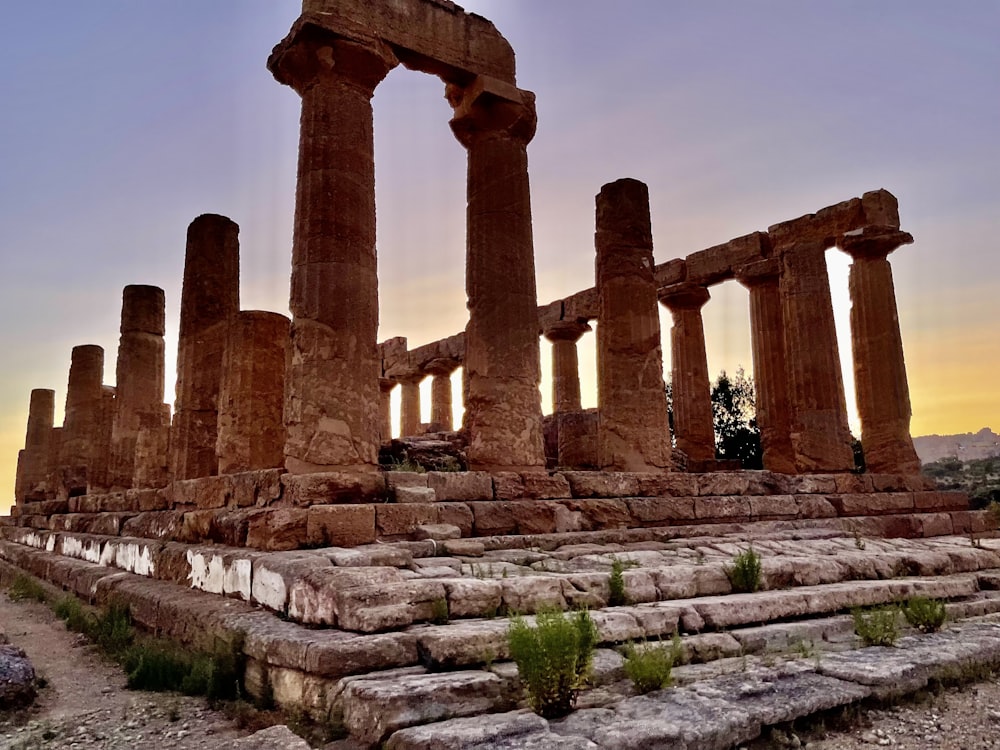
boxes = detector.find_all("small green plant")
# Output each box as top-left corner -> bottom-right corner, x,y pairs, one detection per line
608,558 -> 634,607
92,600 -> 135,655
902,596 -> 947,633
430,597 -> 450,625
853,605 -> 900,646
387,458 -> 425,473
622,635 -> 682,694
8,573 -> 49,603
725,547 -> 762,593
507,608 -> 597,718
793,638 -> 816,659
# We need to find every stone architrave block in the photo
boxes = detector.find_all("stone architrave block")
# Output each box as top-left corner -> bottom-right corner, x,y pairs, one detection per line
563,471 -> 641,498
626,496 -> 697,525
281,472 -> 387,506
426,471 -> 493,501
394,486 -> 437,504
336,580 -> 447,632
376,504 -> 438,538
245,508 -> 309,551
694,496 -> 751,521
306,504 -> 376,547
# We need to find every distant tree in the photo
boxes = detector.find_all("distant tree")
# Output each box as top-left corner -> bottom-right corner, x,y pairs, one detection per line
711,368 -> 762,469
851,437 -> 866,474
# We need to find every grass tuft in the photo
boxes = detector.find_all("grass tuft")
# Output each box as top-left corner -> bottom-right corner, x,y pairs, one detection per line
853,604 -> 900,646
623,635 -> 683,694
8,573 -> 49,603
902,596 -> 947,633
725,546 -> 762,593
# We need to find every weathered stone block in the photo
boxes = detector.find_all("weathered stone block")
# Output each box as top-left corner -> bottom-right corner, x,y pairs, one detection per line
471,502 -> 518,536
748,495 -> 799,519
287,566 -> 404,626
440,578 -> 502,618
386,471 -> 428,491
377,504 -> 438,538
426,471 -> 492,501
491,472 -> 524,500
394,486 -> 437,504
558,499 -> 630,530
337,580 -> 448,632
914,491 -> 969,512
832,492 -> 914,516
414,524 -> 461,541
307,504 -> 376,547
501,576 -> 567,614
520,472 -> 572,499
129,489 -> 169,512
434,503 -> 474,536
792,475 -> 839,494
635,473 -> 698,497
563,471 -> 641,498
121,510 -> 183,540
281,472 -> 386,506
795,495 -> 838,519
697,473 -> 750,497
694,496 -> 751,521
245,508 -> 309,551
626,496 -> 696,525
229,469 -> 284,508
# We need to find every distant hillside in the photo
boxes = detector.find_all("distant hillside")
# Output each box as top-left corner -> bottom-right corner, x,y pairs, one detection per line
913,427 -> 1000,464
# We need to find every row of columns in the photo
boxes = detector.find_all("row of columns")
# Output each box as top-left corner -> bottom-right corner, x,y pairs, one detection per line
378,358 -> 462,442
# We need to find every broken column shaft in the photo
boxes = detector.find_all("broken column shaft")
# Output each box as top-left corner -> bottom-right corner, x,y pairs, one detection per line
15,389 -> 55,503
58,344 -> 105,497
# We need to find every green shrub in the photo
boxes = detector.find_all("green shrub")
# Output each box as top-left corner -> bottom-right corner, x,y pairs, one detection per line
853,605 -> 900,646
725,547 -> 762,593
623,635 -> 683,694
507,609 -> 597,718
608,558 -> 630,607
902,597 -> 947,633
91,600 -> 134,655
8,573 -> 48,603
53,595 -> 91,633
430,597 -> 450,625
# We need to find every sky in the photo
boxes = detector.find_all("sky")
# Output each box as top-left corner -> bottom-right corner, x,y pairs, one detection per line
1,1 -> 998,513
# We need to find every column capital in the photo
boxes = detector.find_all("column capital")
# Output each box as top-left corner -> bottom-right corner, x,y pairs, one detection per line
378,377 -> 396,394
543,319 -> 592,344
268,24 -> 398,96
734,258 -> 781,289
447,75 -> 537,148
423,358 -> 461,377
658,282 -> 710,311
839,226 -> 914,260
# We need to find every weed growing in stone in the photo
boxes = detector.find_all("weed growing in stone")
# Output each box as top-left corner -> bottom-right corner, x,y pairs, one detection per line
387,458 -> 425,473
430,597 -> 450,625
902,596 -> 947,633
8,573 -> 49,603
622,635 -> 683,694
608,558 -> 635,607
507,608 -> 598,718
725,547 -> 762,593
853,605 -> 900,646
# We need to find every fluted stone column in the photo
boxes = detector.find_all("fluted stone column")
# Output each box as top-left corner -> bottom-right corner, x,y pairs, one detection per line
779,240 -> 854,472
134,404 -> 171,489
544,320 -> 591,413
89,386 -> 116,494
736,260 -> 795,474
171,215 -> 240,480
111,285 -> 165,489
59,345 -> 104,497
15,389 -> 55,503
595,178 -> 671,471
269,29 -> 398,474
46,427 -> 62,499
426,358 -> 460,432
399,377 -> 423,438
378,378 -> 395,443
449,78 -> 545,471
217,311 -> 291,474
659,282 -> 715,465
840,227 -> 921,474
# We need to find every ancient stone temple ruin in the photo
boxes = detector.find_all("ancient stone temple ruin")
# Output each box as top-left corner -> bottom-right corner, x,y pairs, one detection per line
5,2 -> 999,748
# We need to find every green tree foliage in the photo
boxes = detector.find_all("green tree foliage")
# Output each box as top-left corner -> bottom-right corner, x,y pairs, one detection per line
711,368 -> 762,469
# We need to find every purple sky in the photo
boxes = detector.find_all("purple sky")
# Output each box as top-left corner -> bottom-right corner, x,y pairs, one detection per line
2,1 -> 998,510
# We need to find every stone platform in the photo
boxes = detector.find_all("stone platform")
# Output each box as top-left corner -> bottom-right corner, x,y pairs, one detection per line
1,470 -> 999,749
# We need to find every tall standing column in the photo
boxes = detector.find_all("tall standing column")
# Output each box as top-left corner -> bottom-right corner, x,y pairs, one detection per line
736,260 -> 796,474
449,78 -> 545,471
840,227 -> 921,474
378,379 -> 395,444
89,386 -> 116,494
659,283 -> 715,465
779,240 -> 854,472
269,29 -> 397,474
111,285 -> 165,489
594,178 -> 672,471
425,359 -> 460,432
399,377 -> 423,438
15,389 -> 55,503
543,320 -> 590,413
59,344 -> 104,497
171,215 -> 239,480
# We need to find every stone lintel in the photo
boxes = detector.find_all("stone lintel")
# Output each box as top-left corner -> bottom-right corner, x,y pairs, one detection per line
423,358 -> 461,377
653,258 -> 687,288
448,77 -> 537,146
838,226 -> 914,260
768,196 -> 865,248
684,232 -> 770,286
734,258 -> 781,287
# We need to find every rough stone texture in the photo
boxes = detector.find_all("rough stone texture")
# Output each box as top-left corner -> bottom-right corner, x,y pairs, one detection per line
0,642 -> 37,708
270,31 -> 395,474
557,410 -> 599,470
15,389 -> 54,504
306,504 -> 376,547
88,386 -> 117,494
659,282 -> 715,464
223,725 -> 312,750
110,285 -> 166,491
594,179 -> 671,471
425,358 -> 460,432
58,345 -> 105,498
171,214 -> 240,481
133,404 -> 171,489
779,239 -> 855,472
217,311 -> 290,474
281,472 -> 386,506
840,226 -> 921,475
545,320 -> 591,413
450,77 -> 546,471
399,377 -> 423,438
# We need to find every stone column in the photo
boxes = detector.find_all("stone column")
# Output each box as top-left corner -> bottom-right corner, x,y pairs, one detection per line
89,386 -> 116,494
425,358 -> 460,433
449,78 -> 545,471
659,282 -> 716,465
217,311 -> 290,474
15,389 -> 55,503
779,240 -> 854,472
399,377 -> 423,438
171,214 -> 239,480
269,29 -> 397,475
378,379 -> 395,444
736,260 -> 796,474
111,285 -> 165,490
543,320 -> 591,413
839,227 -> 921,474
594,178 -> 672,471
134,404 -> 171,489
59,344 -> 104,497
45,427 -> 62,500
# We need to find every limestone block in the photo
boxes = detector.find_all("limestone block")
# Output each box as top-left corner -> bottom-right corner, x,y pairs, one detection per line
376,504 -> 438,538
697,473 -> 750,497
435,503 -> 474,536
556,499 -> 630,531
426,471 -> 493,501
471,503 -> 518,536
128,489 -> 169,512
228,469 -> 284,508
441,539 -> 485,557
634,473 -> 698,497
250,552 -> 331,613
831,492 -> 914,516
748,495 -> 799,519
626,496 -> 696,525
491,472 -> 524,500
500,576 -> 567,614
305,504 -> 376,548
563,472 -> 641,498
521,472 -> 572,499
245,508 -> 309,551
171,476 -> 230,510
416,620 -> 511,670
383,711 -> 574,750
919,513 -> 954,538
302,632 -> 418,680
795,495 -> 838,519
414,524 -> 461,541
792,475 -> 839,495
121,511 -> 183,540
440,578 -> 502,619
914,491 -> 969,511
694,496 -> 751,521
386,472 -> 429,490
287,566 -> 405,626
282,472 -> 386,506
394,486 -> 437,504
337,580 -> 448,632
